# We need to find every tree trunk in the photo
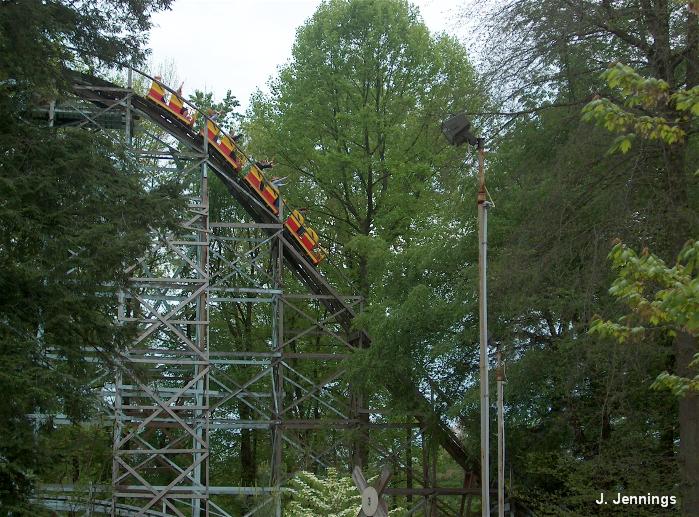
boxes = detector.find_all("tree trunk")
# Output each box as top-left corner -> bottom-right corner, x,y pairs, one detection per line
685,10 -> 699,88
406,427 -> 413,504
676,331 -> 699,515
238,302 -> 256,488
358,254 -> 369,300
240,402 -> 256,487
350,388 -> 369,469
350,286 -> 370,468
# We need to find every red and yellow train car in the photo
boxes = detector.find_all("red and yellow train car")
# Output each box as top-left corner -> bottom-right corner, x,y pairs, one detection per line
284,209 -> 327,265
202,119 -> 244,171
218,133 -> 244,170
200,119 -> 279,214
243,164 -> 281,215
144,78 -> 326,266
147,80 -> 196,127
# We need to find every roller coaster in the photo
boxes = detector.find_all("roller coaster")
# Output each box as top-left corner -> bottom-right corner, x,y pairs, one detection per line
36,67 -> 481,516
147,78 -> 326,266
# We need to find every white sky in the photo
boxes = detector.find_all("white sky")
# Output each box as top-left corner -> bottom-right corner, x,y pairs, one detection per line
148,0 -> 465,112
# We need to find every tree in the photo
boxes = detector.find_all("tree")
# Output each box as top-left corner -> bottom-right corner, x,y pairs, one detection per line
575,7 -> 699,508
245,0 -> 484,472
0,118 -> 182,511
246,0 -> 484,298
455,0 -> 699,513
0,0 -> 177,510
591,240 -> 699,394
286,469 -> 360,517
591,239 -> 699,512
285,468 -> 403,517
482,0 -> 698,252
479,108 -> 685,515
0,0 -> 172,93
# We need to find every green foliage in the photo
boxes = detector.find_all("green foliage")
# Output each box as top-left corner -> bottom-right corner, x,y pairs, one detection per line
0,0 -> 173,94
246,0 -> 484,295
590,240 -> 699,395
582,59 -> 699,153
286,469 -> 360,517
582,64 -> 690,148
0,0 -> 178,510
0,119 -> 183,509
468,1 -> 699,513
583,98 -> 684,147
189,89 -> 241,135
286,469 -> 403,517
602,63 -> 671,108
40,425 -> 112,485
0,0 -> 695,514
673,85 -> 699,115
245,1 -> 486,431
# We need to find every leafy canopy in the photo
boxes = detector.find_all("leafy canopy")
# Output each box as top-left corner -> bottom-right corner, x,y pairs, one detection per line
246,0 -> 484,295
590,240 -> 699,395
583,63 -> 698,153
0,0 -> 178,510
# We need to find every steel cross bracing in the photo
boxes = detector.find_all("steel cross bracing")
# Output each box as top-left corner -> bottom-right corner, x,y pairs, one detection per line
35,67 -> 482,516
109,70 -> 212,517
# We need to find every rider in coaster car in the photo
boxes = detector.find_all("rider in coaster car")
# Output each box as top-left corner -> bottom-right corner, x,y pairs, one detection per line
270,176 -> 287,188
151,75 -> 165,101
175,83 -> 192,118
255,159 -> 274,170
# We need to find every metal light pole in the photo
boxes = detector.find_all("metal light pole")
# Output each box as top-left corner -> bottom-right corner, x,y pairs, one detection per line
496,344 -> 505,517
476,138 -> 490,517
441,114 -> 491,517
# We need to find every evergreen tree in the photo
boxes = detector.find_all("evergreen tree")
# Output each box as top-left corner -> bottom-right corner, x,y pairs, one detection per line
453,0 -> 699,513
0,0 -> 178,510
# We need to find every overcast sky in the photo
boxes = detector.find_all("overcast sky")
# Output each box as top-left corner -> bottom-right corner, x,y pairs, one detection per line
148,0 -> 465,112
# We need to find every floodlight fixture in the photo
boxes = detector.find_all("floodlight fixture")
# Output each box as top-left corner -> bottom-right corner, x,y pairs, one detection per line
441,112 -> 479,147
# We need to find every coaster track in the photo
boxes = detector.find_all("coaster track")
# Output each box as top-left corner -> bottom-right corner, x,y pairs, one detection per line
68,68 -> 478,479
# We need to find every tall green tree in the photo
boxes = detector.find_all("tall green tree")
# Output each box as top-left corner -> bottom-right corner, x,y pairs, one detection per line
581,47 -> 699,510
246,0 -> 485,474
463,0 -> 699,513
246,0 -> 484,298
0,0 -> 177,510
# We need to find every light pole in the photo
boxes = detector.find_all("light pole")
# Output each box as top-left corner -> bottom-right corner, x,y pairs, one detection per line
496,343 -> 505,517
442,113 -> 491,517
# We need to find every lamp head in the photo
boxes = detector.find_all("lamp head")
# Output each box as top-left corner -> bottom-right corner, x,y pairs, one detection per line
441,112 -> 479,147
